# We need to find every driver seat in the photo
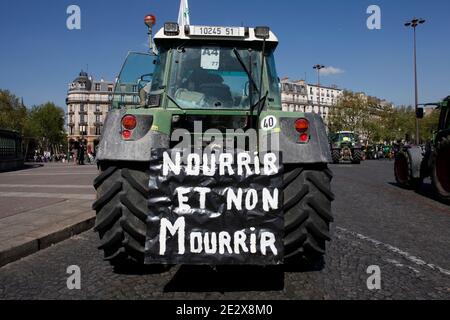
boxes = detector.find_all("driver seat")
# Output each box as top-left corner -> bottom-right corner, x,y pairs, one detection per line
199,83 -> 233,107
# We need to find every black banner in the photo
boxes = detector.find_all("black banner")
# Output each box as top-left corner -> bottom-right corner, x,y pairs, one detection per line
145,149 -> 284,265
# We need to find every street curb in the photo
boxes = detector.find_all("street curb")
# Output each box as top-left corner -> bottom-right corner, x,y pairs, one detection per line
0,217 -> 95,268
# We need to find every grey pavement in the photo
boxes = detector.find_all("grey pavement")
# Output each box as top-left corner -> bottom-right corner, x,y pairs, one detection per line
0,163 -> 97,267
0,160 -> 449,300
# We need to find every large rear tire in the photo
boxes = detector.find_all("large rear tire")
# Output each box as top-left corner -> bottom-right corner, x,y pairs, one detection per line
394,150 -> 421,190
93,162 -> 150,267
431,135 -> 450,204
331,150 -> 340,164
352,149 -> 362,164
283,165 -> 335,263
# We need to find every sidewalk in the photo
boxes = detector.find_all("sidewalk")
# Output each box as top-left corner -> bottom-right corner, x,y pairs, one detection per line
0,163 -> 97,267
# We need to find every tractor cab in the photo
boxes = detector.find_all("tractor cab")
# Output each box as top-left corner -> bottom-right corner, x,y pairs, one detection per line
111,23 -> 282,126
331,131 -> 360,147
417,96 -> 450,142
437,96 -> 450,133
148,24 -> 281,113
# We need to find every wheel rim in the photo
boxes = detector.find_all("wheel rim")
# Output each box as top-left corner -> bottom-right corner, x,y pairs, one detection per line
395,155 -> 409,184
436,147 -> 450,193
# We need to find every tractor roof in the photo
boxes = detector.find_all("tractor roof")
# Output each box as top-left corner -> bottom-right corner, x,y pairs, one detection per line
154,24 -> 279,47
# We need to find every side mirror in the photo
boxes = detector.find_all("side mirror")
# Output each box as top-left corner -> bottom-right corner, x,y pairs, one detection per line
416,107 -> 424,119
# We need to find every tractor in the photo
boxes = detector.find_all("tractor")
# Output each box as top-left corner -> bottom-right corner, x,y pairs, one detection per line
92,20 -> 335,267
395,96 -> 450,204
330,131 -> 363,164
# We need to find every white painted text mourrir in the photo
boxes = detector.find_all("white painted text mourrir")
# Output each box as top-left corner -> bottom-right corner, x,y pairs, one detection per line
159,217 -> 278,257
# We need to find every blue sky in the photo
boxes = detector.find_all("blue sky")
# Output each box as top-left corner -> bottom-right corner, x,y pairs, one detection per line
0,0 -> 449,109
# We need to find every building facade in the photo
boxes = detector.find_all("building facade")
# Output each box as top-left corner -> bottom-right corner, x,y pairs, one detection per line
281,78 -> 343,123
66,71 -> 114,154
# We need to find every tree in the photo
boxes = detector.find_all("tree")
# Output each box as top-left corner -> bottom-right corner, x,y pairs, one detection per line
328,90 -> 433,145
25,103 -> 66,154
0,90 -> 27,132
328,90 -> 368,134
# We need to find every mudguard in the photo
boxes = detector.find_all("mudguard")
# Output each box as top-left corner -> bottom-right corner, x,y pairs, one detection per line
97,109 -> 170,162
98,110 -> 331,165
279,113 -> 332,164
406,146 -> 424,179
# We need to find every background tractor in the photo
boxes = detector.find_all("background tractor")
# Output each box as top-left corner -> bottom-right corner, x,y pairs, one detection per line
330,131 -> 363,164
92,20 -> 335,267
395,96 -> 450,204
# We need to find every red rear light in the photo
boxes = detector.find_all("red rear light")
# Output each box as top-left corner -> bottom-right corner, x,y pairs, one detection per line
122,115 -> 137,130
295,118 -> 309,133
299,133 -> 309,143
122,130 -> 132,140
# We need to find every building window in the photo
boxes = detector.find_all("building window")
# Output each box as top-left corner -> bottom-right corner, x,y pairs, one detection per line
95,127 -> 102,136
95,83 -> 101,91
79,125 -> 87,136
108,85 -> 113,92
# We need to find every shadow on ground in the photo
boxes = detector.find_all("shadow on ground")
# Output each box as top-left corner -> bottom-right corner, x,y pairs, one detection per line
162,258 -> 324,293
388,181 -> 448,206
0,163 -> 43,173
164,265 -> 285,293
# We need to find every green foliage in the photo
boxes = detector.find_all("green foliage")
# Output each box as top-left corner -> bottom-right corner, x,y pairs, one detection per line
25,103 -> 66,151
0,89 -> 67,154
328,90 -> 440,144
0,90 -> 27,132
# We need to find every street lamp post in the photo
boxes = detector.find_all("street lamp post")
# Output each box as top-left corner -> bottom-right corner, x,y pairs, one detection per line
313,64 -> 325,118
405,18 -> 426,145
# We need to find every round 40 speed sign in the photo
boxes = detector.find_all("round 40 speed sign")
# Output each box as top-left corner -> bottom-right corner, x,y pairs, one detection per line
261,115 -> 277,131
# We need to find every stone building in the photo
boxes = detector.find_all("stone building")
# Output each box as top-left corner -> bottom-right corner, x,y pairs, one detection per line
281,78 -> 343,123
66,71 -> 114,154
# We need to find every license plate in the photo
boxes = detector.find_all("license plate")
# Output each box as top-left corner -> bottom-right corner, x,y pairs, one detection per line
190,26 -> 245,38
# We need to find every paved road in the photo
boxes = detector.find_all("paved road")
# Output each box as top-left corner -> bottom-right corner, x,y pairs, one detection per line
0,161 -> 449,300
0,163 -> 97,267
0,163 -> 96,217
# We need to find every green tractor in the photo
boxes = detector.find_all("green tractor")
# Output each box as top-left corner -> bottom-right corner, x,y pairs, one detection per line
93,21 -> 334,267
395,96 -> 450,204
330,131 -> 363,164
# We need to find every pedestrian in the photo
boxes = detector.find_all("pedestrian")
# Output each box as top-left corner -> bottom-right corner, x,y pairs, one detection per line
78,143 -> 85,165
